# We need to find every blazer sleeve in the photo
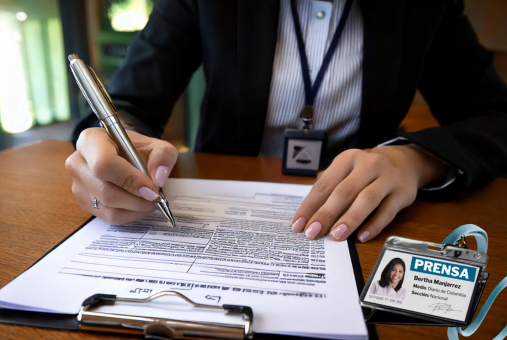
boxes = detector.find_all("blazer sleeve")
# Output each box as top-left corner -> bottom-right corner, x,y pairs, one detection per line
400,0 -> 507,201
71,0 -> 202,145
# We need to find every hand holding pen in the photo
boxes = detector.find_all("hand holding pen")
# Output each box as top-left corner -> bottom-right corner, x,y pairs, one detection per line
65,55 -> 177,225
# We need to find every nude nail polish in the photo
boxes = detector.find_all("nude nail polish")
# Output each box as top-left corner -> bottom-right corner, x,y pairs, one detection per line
358,231 -> 370,243
331,224 -> 348,240
139,187 -> 159,201
292,217 -> 306,232
305,222 -> 322,239
154,165 -> 169,187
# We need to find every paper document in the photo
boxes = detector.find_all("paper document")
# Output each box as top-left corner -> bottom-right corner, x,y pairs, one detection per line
0,179 -> 368,339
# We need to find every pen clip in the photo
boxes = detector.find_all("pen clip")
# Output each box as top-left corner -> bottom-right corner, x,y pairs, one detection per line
87,65 -> 117,113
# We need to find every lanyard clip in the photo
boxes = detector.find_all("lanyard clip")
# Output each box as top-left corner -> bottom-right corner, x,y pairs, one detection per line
453,234 -> 468,249
301,105 -> 314,131
441,234 -> 468,256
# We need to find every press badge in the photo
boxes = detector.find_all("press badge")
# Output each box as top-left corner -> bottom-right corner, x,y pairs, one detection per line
359,236 -> 489,326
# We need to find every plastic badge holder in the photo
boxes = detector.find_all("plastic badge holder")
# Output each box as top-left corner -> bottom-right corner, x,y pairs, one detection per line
359,236 -> 489,327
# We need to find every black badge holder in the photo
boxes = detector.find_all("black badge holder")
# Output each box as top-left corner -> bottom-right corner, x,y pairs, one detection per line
282,106 -> 327,177
78,290 -> 253,339
359,236 -> 489,327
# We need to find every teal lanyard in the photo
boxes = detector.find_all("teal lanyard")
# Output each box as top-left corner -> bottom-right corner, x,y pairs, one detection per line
443,224 -> 507,340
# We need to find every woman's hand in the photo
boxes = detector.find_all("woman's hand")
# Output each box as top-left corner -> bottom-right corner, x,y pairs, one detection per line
291,145 -> 448,242
65,128 -> 178,224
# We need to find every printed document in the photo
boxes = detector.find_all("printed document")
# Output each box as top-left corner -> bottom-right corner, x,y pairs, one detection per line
0,179 -> 368,339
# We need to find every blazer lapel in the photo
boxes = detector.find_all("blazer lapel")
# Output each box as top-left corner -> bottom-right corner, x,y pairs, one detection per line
358,0 -> 405,147
235,0 -> 405,154
237,0 -> 280,155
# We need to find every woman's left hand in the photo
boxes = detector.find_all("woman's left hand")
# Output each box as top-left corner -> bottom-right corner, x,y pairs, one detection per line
291,145 -> 448,242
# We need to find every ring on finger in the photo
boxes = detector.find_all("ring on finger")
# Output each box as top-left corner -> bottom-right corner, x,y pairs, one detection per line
92,197 -> 100,209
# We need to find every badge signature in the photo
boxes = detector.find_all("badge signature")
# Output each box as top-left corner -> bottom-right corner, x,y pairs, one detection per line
428,303 -> 462,314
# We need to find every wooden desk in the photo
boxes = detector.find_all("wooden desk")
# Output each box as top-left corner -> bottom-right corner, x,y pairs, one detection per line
0,140 -> 505,340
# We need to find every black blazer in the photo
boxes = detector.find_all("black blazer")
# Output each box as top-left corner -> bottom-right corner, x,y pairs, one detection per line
73,0 -> 507,200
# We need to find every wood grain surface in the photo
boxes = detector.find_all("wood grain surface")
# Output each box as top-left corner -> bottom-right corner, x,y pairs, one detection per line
0,140 -> 505,340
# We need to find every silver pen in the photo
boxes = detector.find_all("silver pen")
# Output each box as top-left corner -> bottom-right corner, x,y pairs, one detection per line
68,54 -> 176,227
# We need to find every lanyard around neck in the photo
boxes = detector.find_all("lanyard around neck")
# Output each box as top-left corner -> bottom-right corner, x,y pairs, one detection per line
289,0 -> 354,128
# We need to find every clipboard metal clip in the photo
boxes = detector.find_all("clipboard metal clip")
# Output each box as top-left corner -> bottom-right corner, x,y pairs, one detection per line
77,290 -> 253,340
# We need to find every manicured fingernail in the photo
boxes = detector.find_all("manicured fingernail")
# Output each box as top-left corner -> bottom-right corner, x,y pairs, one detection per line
139,187 -> 159,201
292,217 -> 306,232
154,165 -> 169,187
331,224 -> 348,240
358,231 -> 370,243
305,222 -> 322,239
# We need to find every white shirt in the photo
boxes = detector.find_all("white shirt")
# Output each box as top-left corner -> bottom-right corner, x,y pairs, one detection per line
257,1 -> 458,189
369,280 -> 406,300
259,0 -> 363,158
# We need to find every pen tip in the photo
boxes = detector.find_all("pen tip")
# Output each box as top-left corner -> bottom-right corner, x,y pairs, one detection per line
156,189 -> 176,227
167,212 -> 176,227
156,201 -> 176,227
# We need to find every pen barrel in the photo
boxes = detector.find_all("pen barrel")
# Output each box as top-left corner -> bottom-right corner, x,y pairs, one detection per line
68,54 -> 151,180
102,116 -> 151,178
69,57 -> 116,121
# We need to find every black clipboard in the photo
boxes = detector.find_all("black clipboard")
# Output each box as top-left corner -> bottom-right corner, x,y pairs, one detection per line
0,217 -> 378,340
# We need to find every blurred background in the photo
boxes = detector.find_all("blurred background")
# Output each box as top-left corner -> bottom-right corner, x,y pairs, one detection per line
0,0 -> 505,152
